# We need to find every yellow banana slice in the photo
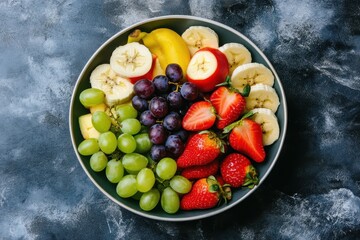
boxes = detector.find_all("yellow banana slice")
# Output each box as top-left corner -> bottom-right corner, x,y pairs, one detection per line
110,42 -> 152,78
231,63 -> 274,92
181,26 -> 219,55
219,43 -> 252,75
90,64 -> 134,107
250,108 -> 280,146
246,83 -> 280,113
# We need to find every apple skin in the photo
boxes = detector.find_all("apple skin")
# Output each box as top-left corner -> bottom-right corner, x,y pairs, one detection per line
186,47 -> 229,92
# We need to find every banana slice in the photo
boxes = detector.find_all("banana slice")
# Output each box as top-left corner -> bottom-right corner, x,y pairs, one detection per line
219,43 -> 252,75
250,108 -> 280,146
110,42 -> 152,78
246,83 -> 280,113
231,63 -> 274,92
90,64 -> 134,107
181,26 -> 219,55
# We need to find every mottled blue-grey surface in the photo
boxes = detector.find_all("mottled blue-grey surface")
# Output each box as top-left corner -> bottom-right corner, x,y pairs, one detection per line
1,0 -> 359,239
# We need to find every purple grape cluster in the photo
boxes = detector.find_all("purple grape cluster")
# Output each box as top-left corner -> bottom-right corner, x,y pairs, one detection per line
131,64 -> 199,161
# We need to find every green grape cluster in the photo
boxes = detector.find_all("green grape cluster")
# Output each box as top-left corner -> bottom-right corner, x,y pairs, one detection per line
77,88 -> 192,214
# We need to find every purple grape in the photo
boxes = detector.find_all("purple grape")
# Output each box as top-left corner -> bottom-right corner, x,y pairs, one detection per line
167,91 -> 184,109
163,112 -> 182,131
134,79 -> 155,99
173,129 -> 189,142
180,82 -> 199,101
165,63 -> 183,83
139,110 -> 157,126
165,135 -> 184,158
150,145 -> 167,161
153,75 -> 170,93
149,124 -> 168,144
149,96 -> 168,118
132,95 -> 148,112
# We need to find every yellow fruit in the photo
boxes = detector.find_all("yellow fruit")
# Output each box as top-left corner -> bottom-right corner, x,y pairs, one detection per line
89,103 -> 107,114
128,29 -> 147,43
142,28 -> 191,79
152,57 -> 164,77
79,114 -> 100,139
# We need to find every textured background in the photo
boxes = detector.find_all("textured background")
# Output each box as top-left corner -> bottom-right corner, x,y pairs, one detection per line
1,0 -> 360,239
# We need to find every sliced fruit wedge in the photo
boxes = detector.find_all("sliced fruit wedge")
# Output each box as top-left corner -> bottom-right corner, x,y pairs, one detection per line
250,108 -> 280,146
219,43 -> 252,75
90,64 -> 134,107
246,83 -> 280,113
110,42 -> 153,78
182,26 -> 219,56
231,63 -> 274,92
182,101 -> 216,131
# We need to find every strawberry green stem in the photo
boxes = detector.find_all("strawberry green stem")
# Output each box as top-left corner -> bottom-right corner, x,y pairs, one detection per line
242,165 -> 259,189
215,75 -> 231,87
222,111 -> 255,134
215,76 -> 250,97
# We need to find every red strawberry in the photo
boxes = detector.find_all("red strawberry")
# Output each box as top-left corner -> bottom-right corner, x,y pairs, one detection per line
181,159 -> 219,180
220,153 -> 259,188
182,101 -> 216,131
210,86 -> 246,129
177,131 -> 224,168
180,176 -> 231,210
223,113 -> 266,162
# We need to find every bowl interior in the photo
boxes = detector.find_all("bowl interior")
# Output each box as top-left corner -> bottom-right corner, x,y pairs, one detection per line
69,15 -> 287,221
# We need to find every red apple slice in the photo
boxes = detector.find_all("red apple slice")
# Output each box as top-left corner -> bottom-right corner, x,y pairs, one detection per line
186,47 -> 229,92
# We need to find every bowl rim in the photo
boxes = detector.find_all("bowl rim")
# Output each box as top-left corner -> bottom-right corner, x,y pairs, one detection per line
69,14 -> 288,222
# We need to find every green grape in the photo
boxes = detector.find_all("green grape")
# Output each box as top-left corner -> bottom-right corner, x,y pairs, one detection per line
134,133 -> 152,154
117,133 -> 137,153
140,189 -> 160,211
120,118 -> 141,135
115,104 -> 138,122
106,159 -> 124,183
156,157 -> 177,180
122,153 -> 148,173
79,88 -> 105,108
89,151 -> 108,172
92,111 -> 111,133
136,168 -> 155,193
116,174 -> 137,198
98,131 -> 117,154
78,138 -> 99,156
161,187 -> 180,214
170,175 -> 192,194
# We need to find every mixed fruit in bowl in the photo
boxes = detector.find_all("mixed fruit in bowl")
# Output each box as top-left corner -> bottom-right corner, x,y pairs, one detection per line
75,25 -> 281,214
